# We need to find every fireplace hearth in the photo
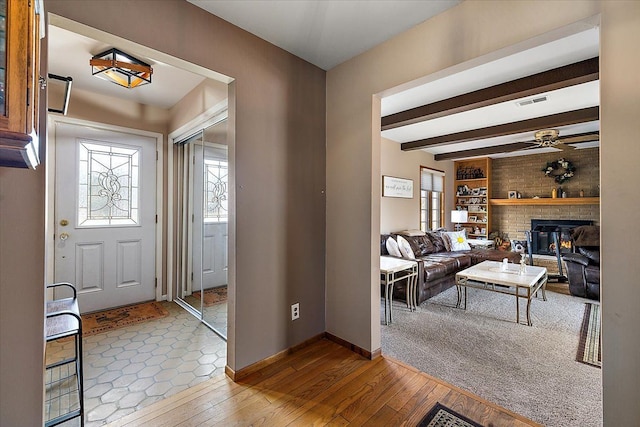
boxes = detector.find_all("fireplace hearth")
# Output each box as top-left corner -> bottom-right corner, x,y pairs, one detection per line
530,219 -> 594,256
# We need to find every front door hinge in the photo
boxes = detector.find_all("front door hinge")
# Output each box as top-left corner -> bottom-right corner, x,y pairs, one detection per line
155,277 -> 158,288
155,214 -> 158,223
156,151 -> 159,161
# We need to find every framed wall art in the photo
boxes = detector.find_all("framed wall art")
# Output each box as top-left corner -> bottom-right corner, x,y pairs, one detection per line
382,175 -> 413,198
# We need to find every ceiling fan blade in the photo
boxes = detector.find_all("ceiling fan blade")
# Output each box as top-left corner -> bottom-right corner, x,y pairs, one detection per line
556,142 -> 576,151
557,131 -> 600,144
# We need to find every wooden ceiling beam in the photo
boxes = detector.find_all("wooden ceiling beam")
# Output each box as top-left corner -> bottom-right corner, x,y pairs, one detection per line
434,143 -> 533,161
433,131 -> 600,161
382,57 -> 599,131
401,106 -> 599,151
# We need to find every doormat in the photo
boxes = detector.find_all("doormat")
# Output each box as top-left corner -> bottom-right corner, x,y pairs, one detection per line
193,286 -> 227,307
417,402 -> 483,427
577,302 -> 602,368
82,302 -> 168,336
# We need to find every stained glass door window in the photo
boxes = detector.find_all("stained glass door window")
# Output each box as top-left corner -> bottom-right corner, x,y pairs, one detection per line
78,140 -> 140,226
204,159 -> 228,222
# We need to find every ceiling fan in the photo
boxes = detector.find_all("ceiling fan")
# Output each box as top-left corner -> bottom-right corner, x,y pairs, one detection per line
521,129 -> 599,152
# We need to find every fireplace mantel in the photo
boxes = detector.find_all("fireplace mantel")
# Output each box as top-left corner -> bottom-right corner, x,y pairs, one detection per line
490,197 -> 599,206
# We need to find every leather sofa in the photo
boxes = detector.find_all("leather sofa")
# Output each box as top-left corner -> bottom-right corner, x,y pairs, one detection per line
381,232 -> 521,305
562,226 -> 600,300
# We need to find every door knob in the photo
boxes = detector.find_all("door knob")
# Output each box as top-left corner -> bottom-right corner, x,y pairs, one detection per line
60,219 -> 69,226
59,232 -> 70,241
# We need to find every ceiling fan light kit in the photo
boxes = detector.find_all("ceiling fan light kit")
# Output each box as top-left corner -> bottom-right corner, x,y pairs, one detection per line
534,129 -> 561,147
90,48 -> 153,89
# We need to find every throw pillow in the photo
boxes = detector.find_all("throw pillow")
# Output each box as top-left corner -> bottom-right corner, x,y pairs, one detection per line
410,235 -> 435,256
511,239 -> 528,254
385,237 -> 402,258
396,229 -> 427,237
444,230 -> 471,251
440,232 -> 452,251
396,235 -> 416,259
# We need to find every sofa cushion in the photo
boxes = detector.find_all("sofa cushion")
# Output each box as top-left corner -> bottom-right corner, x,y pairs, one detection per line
426,231 -> 447,252
585,265 -> 600,284
404,235 -> 435,257
385,236 -> 402,257
578,247 -> 600,265
396,235 -> 415,259
419,256 -> 461,281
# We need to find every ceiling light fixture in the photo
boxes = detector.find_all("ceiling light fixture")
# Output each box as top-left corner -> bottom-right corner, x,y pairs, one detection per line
90,48 -> 153,89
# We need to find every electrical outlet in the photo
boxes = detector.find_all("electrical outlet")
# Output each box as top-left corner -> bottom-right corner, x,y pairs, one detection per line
291,303 -> 300,320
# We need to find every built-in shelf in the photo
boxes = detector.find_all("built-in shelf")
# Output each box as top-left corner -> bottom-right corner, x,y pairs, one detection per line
490,197 -> 599,206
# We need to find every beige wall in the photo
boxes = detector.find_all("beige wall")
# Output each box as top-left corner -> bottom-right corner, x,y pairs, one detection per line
0,167 -> 46,427
599,2 -> 640,424
0,1 -> 327,425
380,137 -> 454,233
327,1 -> 640,425
169,79 -> 228,134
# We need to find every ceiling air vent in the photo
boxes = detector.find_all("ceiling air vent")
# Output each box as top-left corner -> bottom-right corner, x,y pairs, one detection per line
517,96 -> 548,107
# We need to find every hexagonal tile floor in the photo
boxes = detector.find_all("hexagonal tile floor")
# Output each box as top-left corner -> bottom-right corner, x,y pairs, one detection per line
45,301 -> 226,427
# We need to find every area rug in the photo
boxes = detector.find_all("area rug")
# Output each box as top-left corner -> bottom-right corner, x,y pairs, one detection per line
417,402 -> 482,427
82,302 -> 168,336
193,286 -> 227,307
577,302 -> 602,368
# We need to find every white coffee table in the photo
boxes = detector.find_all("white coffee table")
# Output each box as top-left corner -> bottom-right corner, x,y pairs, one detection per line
455,260 -> 547,326
380,256 -> 418,325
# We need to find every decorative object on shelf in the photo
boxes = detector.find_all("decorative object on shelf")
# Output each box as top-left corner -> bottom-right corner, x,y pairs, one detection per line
382,175 -> 413,198
456,184 -> 471,196
542,158 -> 576,184
90,48 -> 153,89
451,210 -> 468,232
508,190 -> 517,199
456,166 -> 485,180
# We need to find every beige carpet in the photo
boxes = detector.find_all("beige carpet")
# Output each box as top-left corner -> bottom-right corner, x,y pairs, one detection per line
381,286 -> 602,427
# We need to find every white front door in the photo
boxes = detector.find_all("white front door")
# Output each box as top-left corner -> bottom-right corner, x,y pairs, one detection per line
54,122 -> 157,313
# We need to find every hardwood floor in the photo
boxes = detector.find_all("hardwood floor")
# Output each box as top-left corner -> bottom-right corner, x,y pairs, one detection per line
106,339 -> 540,427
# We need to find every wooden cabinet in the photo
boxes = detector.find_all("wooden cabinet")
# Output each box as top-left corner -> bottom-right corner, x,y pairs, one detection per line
454,157 -> 491,240
0,0 -> 42,169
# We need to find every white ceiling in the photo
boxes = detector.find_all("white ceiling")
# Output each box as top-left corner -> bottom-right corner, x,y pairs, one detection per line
380,27 -> 600,159
48,25 -> 206,110
48,2 -> 600,160
188,0 -> 462,70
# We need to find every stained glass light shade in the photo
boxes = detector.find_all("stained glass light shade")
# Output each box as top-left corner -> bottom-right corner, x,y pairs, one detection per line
90,48 -> 152,89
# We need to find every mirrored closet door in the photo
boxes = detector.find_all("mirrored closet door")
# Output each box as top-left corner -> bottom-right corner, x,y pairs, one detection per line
174,118 -> 228,340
